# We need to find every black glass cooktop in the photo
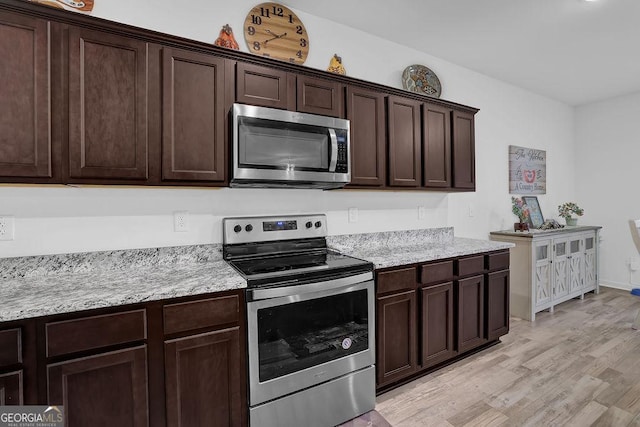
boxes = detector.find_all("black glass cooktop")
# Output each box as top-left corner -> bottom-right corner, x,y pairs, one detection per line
228,249 -> 372,288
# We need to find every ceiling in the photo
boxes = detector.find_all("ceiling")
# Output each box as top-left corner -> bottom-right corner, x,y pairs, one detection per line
286,0 -> 640,106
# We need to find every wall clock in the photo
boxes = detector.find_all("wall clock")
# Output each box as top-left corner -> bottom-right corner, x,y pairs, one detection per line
243,2 -> 309,65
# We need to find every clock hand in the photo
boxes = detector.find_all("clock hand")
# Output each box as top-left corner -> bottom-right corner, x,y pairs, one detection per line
263,32 -> 287,45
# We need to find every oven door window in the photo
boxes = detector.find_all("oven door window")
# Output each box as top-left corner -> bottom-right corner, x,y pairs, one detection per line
238,117 -> 330,171
257,289 -> 369,382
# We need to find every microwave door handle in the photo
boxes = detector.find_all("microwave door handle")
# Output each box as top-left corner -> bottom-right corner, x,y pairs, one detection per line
328,129 -> 338,172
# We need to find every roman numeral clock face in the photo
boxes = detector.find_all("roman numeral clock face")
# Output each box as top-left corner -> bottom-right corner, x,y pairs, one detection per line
243,2 -> 309,64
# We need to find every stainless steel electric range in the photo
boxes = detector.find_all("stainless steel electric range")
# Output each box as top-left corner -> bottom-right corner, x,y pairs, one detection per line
223,214 -> 375,427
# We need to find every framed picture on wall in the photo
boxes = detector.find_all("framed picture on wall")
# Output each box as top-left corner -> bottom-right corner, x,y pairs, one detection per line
523,196 -> 544,228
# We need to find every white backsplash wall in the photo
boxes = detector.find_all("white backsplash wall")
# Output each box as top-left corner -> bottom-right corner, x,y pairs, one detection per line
0,0 -> 576,258
575,91 -> 640,291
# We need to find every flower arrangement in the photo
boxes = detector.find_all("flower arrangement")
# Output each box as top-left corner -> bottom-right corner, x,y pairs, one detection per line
557,202 -> 584,220
511,197 -> 530,223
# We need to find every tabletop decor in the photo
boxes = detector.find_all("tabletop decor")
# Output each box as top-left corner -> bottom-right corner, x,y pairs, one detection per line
327,54 -> 346,75
243,2 -> 309,64
214,24 -> 240,50
509,145 -> 546,195
512,197 -> 530,232
29,0 -> 94,12
522,196 -> 544,228
558,202 -> 584,226
401,64 -> 441,97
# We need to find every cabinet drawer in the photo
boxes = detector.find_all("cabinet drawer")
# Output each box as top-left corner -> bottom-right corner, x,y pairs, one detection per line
486,251 -> 510,272
419,260 -> 454,285
163,294 -> 240,336
0,329 -> 21,366
46,309 -> 146,358
376,267 -> 416,295
456,255 -> 485,277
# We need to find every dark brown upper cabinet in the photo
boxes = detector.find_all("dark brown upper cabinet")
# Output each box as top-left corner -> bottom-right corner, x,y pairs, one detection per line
346,86 -> 386,187
387,96 -> 421,187
67,27 -> 150,181
162,48 -> 228,183
452,110 -> 476,190
236,62 -> 295,110
423,104 -> 452,188
296,75 -> 344,118
0,11 -> 51,179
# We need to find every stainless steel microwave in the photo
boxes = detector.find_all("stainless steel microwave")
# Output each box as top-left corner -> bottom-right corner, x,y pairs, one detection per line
231,103 -> 351,189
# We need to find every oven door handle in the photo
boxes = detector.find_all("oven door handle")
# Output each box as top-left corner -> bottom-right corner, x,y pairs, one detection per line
246,271 -> 373,301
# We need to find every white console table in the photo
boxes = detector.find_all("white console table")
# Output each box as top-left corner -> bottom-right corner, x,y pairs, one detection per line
490,226 -> 601,321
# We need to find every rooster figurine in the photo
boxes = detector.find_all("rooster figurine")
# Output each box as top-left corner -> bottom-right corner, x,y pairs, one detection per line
327,54 -> 346,75
214,24 -> 239,50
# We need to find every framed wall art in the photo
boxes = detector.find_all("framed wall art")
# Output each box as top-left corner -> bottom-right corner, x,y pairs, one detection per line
509,145 -> 546,194
523,196 -> 544,228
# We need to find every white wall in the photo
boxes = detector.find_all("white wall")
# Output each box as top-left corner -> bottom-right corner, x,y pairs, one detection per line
575,91 -> 640,291
0,1 -> 576,258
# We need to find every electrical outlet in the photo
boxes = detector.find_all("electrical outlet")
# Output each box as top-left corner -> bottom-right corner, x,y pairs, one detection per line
348,208 -> 358,223
173,211 -> 189,232
0,216 -> 15,241
418,206 -> 426,220
468,204 -> 476,217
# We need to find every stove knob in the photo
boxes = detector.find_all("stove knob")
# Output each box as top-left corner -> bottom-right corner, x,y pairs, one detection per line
305,221 -> 313,229
245,224 -> 253,232
314,221 -> 322,228
233,224 -> 242,233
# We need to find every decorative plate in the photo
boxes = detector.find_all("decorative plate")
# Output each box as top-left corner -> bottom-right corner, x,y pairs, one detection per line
401,64 -> 441,98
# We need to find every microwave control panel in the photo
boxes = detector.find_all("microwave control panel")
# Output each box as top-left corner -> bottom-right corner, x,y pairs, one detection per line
335,130 -> 349,173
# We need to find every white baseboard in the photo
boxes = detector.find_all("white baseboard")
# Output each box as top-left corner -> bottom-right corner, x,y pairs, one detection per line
599,281 -> 636,292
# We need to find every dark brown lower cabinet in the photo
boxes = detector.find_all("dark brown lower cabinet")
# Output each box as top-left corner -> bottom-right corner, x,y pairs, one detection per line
486,269 -> 510,340
164,327 -> 242,427
456,275 -> 486,353
376,290 -> 417,386
0,371 -> 23,405
47,346 -> 148,427
420,282 -> 455,368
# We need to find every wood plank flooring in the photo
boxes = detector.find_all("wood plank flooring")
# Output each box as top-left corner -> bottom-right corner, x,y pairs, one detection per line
376,287 -> 640,426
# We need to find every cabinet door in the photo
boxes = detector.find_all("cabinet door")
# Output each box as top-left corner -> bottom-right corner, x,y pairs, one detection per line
534,240 -> 552,309
420,282 -> 454,368
376,290 -> 417,387
0,12 -> 51,178
456,275 -> 485,353
297,75 -> 343,117
387,96 -> 421,187
569,237 -> 584,295
0,371 -> 23,405
486,270 -> 509,340
165,328 -> 242,427
48,346 -> 148,427
452,110 -> 475,189
68,27 -> 149,180
236,62 -> 294,109
422,104 -> 451,188
162,48 -> 226,182
346,86 -> 386,186
552,238 -> 570,300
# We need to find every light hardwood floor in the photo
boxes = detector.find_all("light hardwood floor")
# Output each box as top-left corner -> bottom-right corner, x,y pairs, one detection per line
376,287 -> 640,426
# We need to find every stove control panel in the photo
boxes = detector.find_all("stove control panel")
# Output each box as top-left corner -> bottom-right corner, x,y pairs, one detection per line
223,214 -> 327,244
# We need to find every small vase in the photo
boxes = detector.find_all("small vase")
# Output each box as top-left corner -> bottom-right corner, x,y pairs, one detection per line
514,222 -> 529,232
566,217 -> 578,226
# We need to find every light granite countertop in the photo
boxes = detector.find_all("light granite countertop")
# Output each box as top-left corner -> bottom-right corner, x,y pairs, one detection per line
0,245 -> 245,322
328,228 -> 513,269
1,228 -> 513,322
